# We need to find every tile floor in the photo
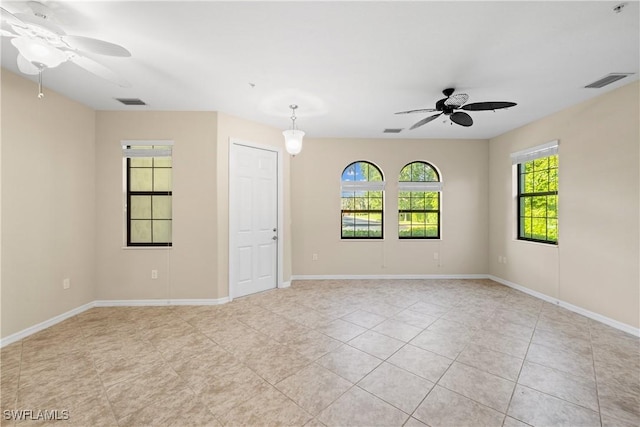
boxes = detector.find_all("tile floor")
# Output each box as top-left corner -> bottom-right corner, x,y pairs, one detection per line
1,279 -> 638,426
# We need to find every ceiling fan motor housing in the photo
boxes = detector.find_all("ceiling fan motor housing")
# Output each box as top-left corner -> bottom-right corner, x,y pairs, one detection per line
435,99 -> 456,115
442,105 -> 457,115
442,88 -> 455,97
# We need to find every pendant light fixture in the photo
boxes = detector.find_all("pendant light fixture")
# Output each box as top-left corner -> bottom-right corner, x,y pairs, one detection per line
282,104 -> 305,156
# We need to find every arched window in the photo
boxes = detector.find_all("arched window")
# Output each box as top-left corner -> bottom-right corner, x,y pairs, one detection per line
341,161 -> 385,239
398,161 -> 441,239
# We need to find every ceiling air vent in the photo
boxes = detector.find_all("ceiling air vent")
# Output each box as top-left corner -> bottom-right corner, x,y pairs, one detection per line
585,73 -> 633,89
115,98 -> 147,106
383,128 -> 403,134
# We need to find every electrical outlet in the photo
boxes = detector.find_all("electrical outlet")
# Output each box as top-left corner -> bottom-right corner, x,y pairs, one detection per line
503,257 -> 507,264
312,253 -> 318,261
433,252 -> 439,260
63,278 -> 70,289
151,270 -> 158,279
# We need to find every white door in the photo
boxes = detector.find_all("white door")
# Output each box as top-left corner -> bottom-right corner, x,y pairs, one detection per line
230,143 -> 278,298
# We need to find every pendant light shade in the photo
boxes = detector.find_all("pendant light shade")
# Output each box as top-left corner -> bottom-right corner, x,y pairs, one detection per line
283,129 -> 305,155
283,104 -> 304,155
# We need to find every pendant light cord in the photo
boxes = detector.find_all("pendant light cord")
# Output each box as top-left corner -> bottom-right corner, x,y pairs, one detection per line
289,104 -> 298,130
37,70 -> 44,99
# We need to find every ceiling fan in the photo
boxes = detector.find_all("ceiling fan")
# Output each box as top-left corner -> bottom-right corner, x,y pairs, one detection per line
1,1 -> 131,97
396,88 -> 517,129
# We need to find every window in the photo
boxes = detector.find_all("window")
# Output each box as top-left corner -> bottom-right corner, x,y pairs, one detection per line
512,141 -> 558,244
398,161 -> 441,238
122,141 -> 173,246
341,161 -> 385,239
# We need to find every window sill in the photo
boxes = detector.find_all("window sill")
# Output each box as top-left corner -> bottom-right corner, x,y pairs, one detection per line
339,238 -> 444,242
121,246 -> 173,250
513,238 -> 558,248
398,238 -> 442,241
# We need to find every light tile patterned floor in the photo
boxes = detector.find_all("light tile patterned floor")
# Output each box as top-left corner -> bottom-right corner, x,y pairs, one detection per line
1,279 -> 639,426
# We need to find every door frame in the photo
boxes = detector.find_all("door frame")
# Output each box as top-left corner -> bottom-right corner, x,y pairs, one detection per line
228,138 -> 284,301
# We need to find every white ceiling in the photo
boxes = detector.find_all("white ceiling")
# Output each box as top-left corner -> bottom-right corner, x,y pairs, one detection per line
2,1 -> 639,139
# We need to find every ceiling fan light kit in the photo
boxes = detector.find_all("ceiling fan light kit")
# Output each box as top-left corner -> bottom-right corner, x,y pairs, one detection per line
12,36 -> 66,68
1,2 -> 131,98
396,88 -> 517,129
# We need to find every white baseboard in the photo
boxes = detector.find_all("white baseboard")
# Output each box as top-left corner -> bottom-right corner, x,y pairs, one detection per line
0,301 -> 96,348
279,281 -> 291,289
95,297 -> 230,307
291,274 -> 488,281
489,275 -> 640,338
487,275 -> 558,304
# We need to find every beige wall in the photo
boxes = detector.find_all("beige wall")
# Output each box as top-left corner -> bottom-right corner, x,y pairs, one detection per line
1,70 -> 96,337
95,111 -> 219,300
291,138 -> 489,276
489,81 -> 640,328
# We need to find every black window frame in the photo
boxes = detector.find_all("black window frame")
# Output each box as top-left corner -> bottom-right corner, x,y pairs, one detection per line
126,147 -> 173,247
398,161 -> 441,239
340,161 -> 384,240
517,154 -> 558,244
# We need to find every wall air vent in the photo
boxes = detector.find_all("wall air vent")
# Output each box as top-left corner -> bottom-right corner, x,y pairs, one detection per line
383,128 -> 403,133
115,98 -> 147,106
585,73 -> 634,89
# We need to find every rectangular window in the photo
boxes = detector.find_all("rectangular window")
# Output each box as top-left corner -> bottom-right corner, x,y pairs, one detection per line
341,189 -> 384,239
513,141 -> 558,244
122,141 -> 173,247
398,190 -> 440,238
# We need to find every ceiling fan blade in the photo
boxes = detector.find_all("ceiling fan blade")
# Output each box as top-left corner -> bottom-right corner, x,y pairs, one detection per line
1,27 -> 17,37
17,54 -> 40,75
1,7 -> 24,27
410,113 -> 442,130
68,54 -> 131,87
450,112 -> 473,127
26,1 -> 53,19
461,101 -> 517,111
395,108 -> 437,115
444,93 -> 469,107
62,35 -> 131,57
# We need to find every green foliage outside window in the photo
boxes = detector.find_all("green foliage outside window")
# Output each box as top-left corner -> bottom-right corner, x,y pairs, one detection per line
518,154 -> 558,244
399,161 -> 440,239
399,161 -> 438,182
